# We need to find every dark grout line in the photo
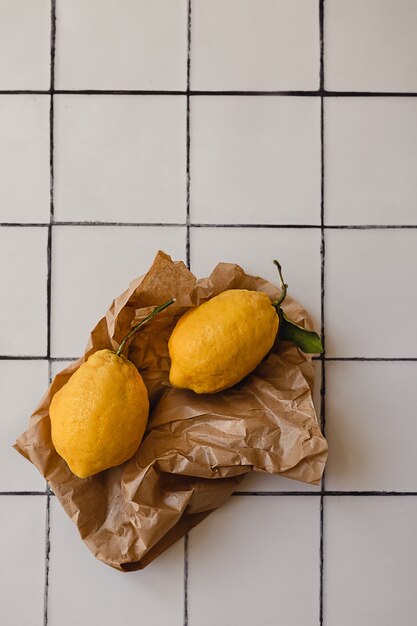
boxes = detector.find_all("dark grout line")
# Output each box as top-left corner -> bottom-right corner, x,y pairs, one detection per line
191,223 -> 321,228
186,104 -> 191,267
57,89 -> 187,96
325,224 -> 417,229
44,493 -> 51,626
0,223 -> 50,227
185,0 -> 192,270
46,225 -> 52,359
2,89 -> 417,97
0,90 -> 53,95
49,103 -> 55,218
234,491 -> 321,496
189,90 -> 417,97
0,356 -> 79,361
50,2 -> 56,91
44,4 -> 55,626
319,1 -> 324,92
0,355 -> 49,360
184,533 -> 189,626
191,224 -> 417,229
319,494 -> 324,624
187,0 -> 191,92
191,90 -> 321,96
2,222 -> 417,229
0,491 -> 49,496
0,222 -> 187,227
53,221 -> 187,227
322,91 -> 417,98
46,0 -> 55,357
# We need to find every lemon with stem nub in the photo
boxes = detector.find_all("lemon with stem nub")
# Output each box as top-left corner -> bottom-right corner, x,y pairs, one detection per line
50,298 -> 175,479
168,261 -> 322,394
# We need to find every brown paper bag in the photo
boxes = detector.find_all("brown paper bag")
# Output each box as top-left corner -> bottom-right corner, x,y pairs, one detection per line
15,251 -> 327,570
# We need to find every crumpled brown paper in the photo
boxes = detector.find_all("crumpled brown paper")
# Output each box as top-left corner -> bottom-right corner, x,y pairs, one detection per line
15,251 -> 327,571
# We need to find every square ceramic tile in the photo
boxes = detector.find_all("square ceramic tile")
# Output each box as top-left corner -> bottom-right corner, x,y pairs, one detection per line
51,225 -> 186,357
0,360 -> 48,491
326,362 -> 417,491
325,0 -> 417,91
190,227 -> 322,332
54,96 -> 186,223
325,98 -> 417,225
0,227 -> 48,356
325,497 -> 417,626
50,360 -> 76,379
0,96 -> 50,224
188,496 -> 320,626
0,0 -> 50,89
191,0 -> 320,90
325,230 -> 417,357
48,499 -> 184,626
191,97 -> 321,225
0,496 -> 46,625
236,360 -> 322,492
55,0 -> 187,90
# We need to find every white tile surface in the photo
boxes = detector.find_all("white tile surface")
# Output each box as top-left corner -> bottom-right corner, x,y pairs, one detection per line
325,497 -> 417,626
54,96 -> 187,223
51,226 -> 186,357
48,498 -> 184,626
325,229 -> 417,357
0,227 -> 48,356
325,0 -> 417,91
188,496 -> 320,626
0,496 -> 46,626
0,96 -> 50,224
326,361 -> 417,491
236,360 -> 322,492
1,1 -> 417,623
191,227 -> 322,332
50,360 -> 76,379
191,0 -> 320,90
190,97 -> 321,225
325,98 -> 417,225
0,360 -> 48,491
55,0 -> 188,90
237,472 -> 320,493
0,0 -> 50,89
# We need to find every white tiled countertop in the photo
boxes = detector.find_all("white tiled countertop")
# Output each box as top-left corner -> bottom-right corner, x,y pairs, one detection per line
1,1 -> 417,625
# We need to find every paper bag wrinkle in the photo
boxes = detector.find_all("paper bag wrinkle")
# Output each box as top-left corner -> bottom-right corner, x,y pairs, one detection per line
15,250 -> 327,570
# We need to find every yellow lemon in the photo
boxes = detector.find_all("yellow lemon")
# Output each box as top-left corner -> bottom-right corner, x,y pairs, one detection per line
169,289 -> 279,394
50,298 -> 175,479
50,350 -> 149,479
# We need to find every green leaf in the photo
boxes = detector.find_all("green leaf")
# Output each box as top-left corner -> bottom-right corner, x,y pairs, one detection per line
279,311 -> 323,354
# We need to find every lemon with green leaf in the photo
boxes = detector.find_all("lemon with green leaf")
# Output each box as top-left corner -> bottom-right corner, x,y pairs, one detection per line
168,261 -> 322,394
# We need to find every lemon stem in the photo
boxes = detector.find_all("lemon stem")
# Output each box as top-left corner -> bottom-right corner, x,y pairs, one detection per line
272,260 -> 288,308
116,298 -> 176,357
